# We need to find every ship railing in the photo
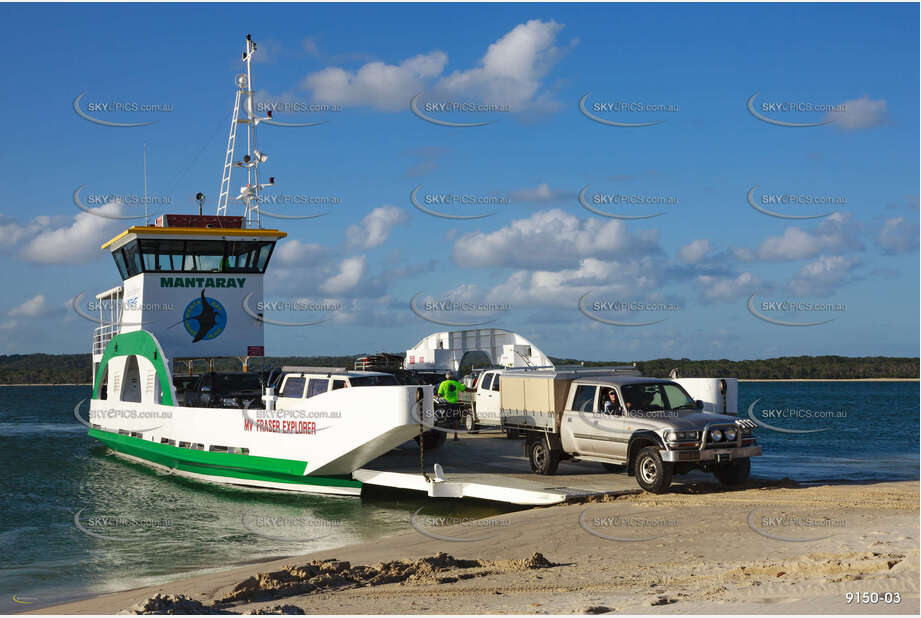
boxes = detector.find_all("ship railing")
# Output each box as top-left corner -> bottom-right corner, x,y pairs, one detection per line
93,323 -> 119,357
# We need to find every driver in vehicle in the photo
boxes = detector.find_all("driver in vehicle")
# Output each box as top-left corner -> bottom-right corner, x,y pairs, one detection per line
602,388 -> 622,414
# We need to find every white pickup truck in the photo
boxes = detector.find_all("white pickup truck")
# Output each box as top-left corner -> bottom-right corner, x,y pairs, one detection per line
481,367 -> 760,493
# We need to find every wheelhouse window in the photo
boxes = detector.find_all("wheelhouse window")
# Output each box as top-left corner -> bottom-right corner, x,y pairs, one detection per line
110,238 -> 277,280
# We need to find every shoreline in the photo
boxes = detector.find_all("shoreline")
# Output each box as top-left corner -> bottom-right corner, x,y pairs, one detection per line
27,479 -> 920,615
1,378 -> 917,387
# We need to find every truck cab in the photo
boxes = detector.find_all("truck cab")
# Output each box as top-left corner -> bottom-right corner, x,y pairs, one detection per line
465,369 -> 504,430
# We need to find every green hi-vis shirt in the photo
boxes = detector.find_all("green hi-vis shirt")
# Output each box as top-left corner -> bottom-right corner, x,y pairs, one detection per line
437,379 -> 466,403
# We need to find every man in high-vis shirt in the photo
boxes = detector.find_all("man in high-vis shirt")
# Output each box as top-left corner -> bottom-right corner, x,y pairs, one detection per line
437,372 -> 466,440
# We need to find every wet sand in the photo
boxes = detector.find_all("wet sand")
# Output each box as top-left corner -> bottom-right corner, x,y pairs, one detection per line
29,480 -> 919,615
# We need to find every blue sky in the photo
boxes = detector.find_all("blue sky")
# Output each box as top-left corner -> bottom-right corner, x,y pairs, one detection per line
0,2 -> 917,361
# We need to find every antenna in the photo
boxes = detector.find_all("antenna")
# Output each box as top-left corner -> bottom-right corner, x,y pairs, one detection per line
143,143 -> 149,225
216,35 -> 273,228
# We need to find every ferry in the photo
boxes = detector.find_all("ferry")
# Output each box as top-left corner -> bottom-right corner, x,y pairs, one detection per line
85,35 -> 431,496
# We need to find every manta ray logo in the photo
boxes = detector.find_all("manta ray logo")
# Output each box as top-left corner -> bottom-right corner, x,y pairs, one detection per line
182,291 -> 226,342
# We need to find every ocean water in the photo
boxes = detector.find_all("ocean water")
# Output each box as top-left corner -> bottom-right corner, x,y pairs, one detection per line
0,382 -> 917,609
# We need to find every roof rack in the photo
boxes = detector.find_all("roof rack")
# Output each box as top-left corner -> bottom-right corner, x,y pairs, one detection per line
502,365 -> 643,377
280,366 -> 349,374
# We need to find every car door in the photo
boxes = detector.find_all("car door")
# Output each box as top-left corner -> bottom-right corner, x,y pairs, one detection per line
592,386 -> 630,460
562,383 -> 600,457
476,372 -> 500,425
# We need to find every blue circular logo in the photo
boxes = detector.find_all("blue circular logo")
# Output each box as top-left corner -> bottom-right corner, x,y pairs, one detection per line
182,294 -> 226,342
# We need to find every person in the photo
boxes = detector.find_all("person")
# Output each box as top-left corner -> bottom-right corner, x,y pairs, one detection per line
437,372 -> 466,441
602,388 -> 621,415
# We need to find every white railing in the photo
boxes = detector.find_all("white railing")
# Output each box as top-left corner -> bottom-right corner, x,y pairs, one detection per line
93,323 -> 119,357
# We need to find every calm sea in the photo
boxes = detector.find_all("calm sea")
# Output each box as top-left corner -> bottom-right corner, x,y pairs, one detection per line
0,382 -> 917,610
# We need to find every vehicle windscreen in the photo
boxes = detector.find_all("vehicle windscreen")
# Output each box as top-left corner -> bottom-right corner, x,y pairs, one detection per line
212,373 -> 263,394
619,382 -> 696,414
349,375 -> 399,387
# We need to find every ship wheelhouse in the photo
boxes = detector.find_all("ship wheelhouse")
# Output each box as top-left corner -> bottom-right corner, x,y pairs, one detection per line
92,215 -> 286,407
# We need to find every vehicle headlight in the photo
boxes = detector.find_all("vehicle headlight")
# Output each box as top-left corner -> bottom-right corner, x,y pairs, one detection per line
710,429 -> 723,442
665,431 -> 677,441
725,428 -> 737,441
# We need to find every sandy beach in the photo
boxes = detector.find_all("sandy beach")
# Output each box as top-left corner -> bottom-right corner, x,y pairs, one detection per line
29,480 -> 918,615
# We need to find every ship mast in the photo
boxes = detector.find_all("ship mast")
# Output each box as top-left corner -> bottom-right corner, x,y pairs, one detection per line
216,34 -> 274,228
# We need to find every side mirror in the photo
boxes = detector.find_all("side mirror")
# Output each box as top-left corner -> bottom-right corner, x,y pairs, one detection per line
695,399 -> 704,410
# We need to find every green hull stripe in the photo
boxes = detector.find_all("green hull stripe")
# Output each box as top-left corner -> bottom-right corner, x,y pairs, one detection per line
93,330 -> 174,405
89,429 -> 361,489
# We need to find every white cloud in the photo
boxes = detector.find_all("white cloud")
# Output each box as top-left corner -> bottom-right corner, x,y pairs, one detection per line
736,213 -> 860,262
788,255 -> 859,295
346,206 -> 408,249
300,19 -> 568,112
452,208 -> 660,269
320,255 -> 366,295
273,239 -> 328,265
508,183 -> 573,203
677,239 -> 712,264
8,294 -> 52,318
0,215 -> 52,248
302,51 -> 448,111
19,201 -> 127,264
825,95 -> 888,130
695,272 -> 763,302
435,19 -> 566,110
482,256 -> 666,308
876,217 -> 918,255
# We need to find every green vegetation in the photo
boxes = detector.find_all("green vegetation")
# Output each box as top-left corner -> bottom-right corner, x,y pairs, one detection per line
549,356 -> 920,380
0,353 -> 916,384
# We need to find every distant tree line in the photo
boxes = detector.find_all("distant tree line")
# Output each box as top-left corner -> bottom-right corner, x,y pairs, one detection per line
550,355 -> 920,380
0,353 -> 916,384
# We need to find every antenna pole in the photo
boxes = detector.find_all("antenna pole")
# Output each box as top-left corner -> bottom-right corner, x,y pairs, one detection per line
143,143 -> 149,225
217,35 -> 272,228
